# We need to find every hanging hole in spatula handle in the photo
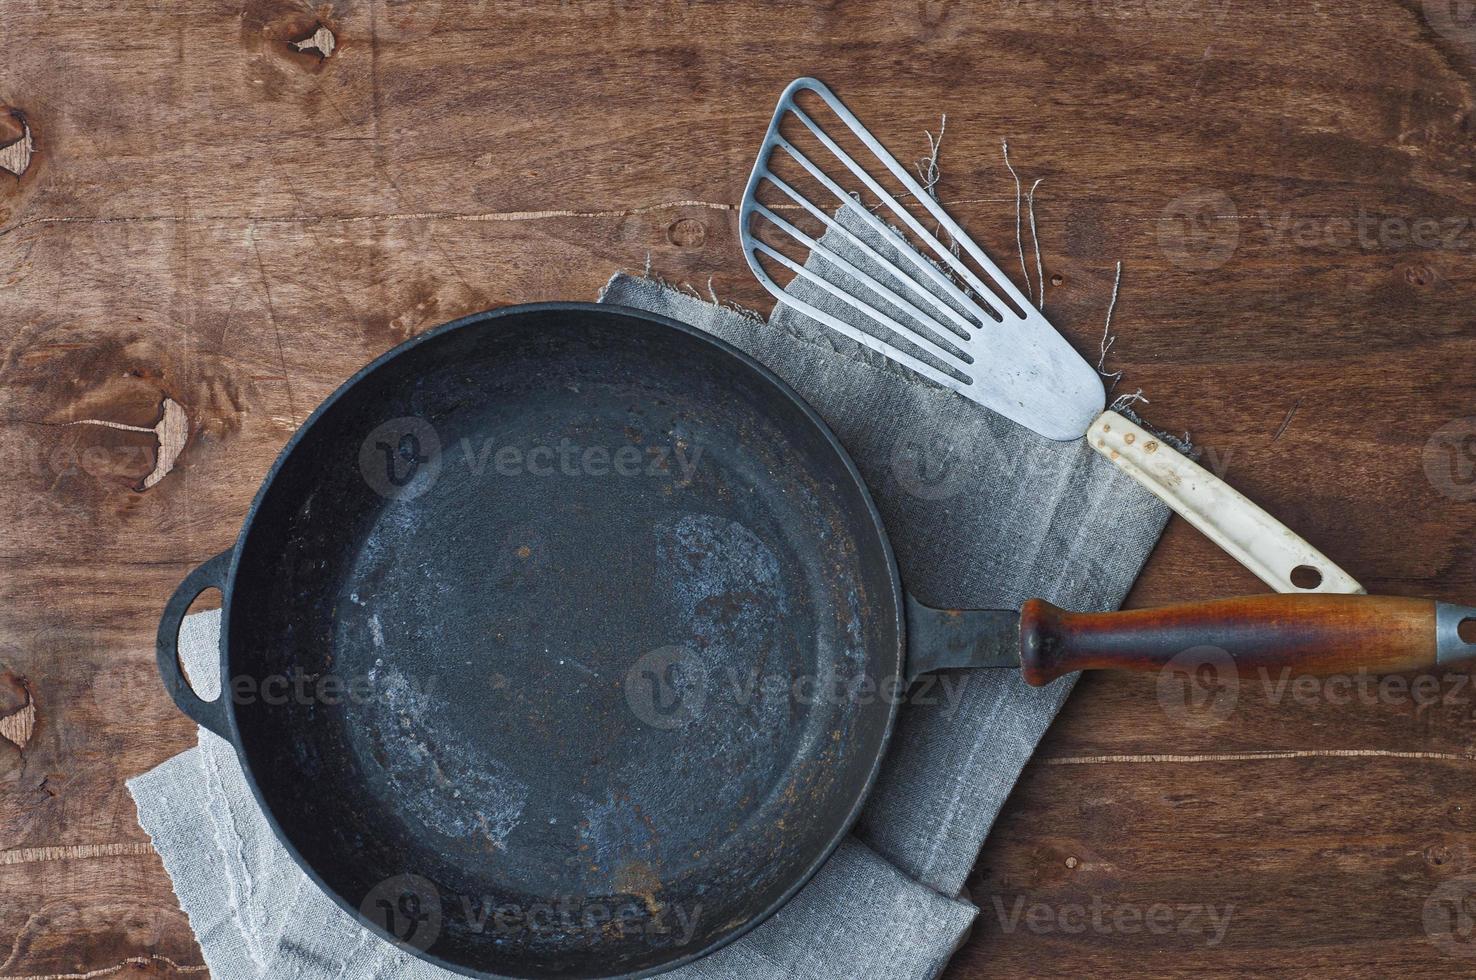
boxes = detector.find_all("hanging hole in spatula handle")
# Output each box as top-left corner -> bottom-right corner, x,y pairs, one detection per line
155,549 -> 233,739
1089,411 -> 1365,596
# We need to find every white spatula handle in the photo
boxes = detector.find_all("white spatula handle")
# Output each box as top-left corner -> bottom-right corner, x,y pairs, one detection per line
1090,411 -> 1364,595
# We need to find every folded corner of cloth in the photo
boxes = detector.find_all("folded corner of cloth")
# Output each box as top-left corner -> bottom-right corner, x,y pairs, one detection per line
129,272 -> 1170,980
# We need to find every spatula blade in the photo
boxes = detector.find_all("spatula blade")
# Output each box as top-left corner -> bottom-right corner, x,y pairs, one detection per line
740,77 -> 1107,441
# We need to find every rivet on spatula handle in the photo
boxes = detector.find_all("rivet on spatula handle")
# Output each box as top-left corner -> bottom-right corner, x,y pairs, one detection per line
1089,410 -> 1365,596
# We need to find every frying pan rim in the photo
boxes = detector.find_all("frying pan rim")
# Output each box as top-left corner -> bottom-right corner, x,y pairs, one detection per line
209,301 -> 908,980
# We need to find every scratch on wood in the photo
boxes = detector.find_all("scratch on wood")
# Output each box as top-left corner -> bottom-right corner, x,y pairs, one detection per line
293,25 -> 336,58
69,397 -> 188,490
3,199 -> 1269,241
1045,748 -> 1476,765
440,201 -> 740,222
1,200 -> 742,240
6,954 -> 208,979
1272,397 -> 1303,443
249,225 -> 299,425
0,112 -> 33,177
0,842 -> 155,866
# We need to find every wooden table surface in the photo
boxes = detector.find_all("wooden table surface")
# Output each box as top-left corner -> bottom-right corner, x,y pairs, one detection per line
3,1 -> 1475,977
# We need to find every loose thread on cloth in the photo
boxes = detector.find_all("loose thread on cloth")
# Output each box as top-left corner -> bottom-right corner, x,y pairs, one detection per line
1001,140 -> 1031,302
603,255 -> 766,326
917,116 -> 959,253
997,141 -> 1047,309
916,115 -> 946,200
1097,260 -> 1125,388
1027,178 -> 1044,309
1000,142 -> 1131,397
991,147 -> 1180,449
1113,400 -> 1196,457
706,275 -> 769,324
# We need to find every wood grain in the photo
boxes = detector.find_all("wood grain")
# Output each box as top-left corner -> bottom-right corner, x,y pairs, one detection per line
2,1 -> 1474,976
1019,595 -> 1441,685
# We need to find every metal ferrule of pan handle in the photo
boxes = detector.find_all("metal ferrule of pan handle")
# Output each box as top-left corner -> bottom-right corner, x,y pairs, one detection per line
1436,603 -> 1476,665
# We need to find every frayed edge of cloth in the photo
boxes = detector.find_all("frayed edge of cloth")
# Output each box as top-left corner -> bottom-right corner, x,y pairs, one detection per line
1113,401 -> 1196,456
601,261 -> 769,326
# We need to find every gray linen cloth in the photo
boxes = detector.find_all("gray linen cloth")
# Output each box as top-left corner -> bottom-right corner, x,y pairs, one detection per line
130,257 -> 1170,978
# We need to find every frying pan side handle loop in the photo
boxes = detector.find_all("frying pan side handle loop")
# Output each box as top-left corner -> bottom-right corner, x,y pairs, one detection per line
1019,594 -> 1441,686
156,550 -> 234,740
1089,411 -> 1365,596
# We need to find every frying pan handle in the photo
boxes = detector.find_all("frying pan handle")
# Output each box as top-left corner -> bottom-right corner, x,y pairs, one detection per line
1019,593 -> 1476,686
156,550 -> 233,740
1090,411 -> 1365,596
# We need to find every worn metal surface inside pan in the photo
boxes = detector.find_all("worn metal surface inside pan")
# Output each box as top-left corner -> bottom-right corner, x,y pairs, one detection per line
156,303 -> 905,979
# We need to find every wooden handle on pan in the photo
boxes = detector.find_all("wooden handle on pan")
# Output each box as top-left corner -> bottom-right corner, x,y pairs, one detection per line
1089,411 -> 1366,596
1019,594 -> 1476,686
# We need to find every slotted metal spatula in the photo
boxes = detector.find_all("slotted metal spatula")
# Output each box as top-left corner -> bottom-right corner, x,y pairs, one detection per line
739,77 -> 1362,596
